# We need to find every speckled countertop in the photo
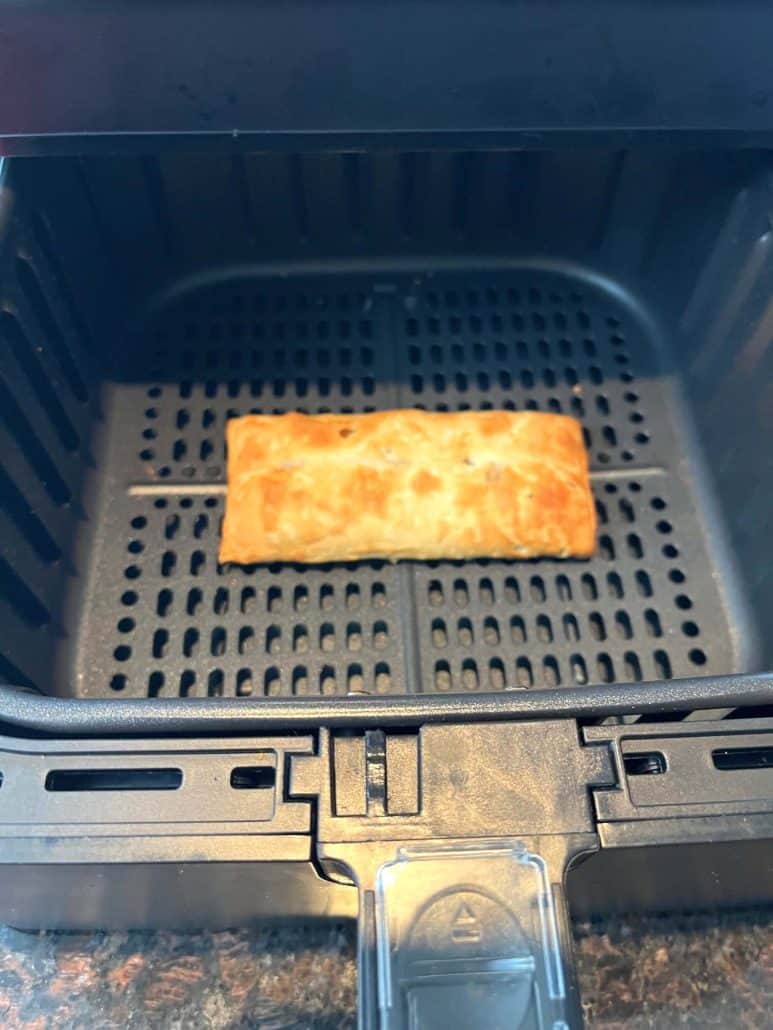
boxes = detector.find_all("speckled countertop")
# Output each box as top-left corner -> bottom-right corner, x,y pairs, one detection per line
0,912 -> 770,1028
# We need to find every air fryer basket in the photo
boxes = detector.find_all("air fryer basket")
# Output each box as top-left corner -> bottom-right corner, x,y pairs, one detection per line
0,149 -> 770,709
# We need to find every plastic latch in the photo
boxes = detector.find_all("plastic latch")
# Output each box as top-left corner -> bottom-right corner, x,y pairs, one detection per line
374,840 -> 569,1030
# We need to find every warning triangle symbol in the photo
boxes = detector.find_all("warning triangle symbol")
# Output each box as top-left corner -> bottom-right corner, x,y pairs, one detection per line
453,903 -> 478,926
451,902 -> 481,943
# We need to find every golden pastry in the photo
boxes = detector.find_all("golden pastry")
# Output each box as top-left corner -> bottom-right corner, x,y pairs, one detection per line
220,410 -> 595,564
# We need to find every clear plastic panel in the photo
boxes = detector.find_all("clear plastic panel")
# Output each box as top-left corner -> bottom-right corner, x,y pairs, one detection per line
375,841 -> 569,1029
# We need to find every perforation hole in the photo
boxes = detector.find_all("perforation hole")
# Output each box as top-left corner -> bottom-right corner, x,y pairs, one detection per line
602,425 -> 617,448
291,666 -> 309,695
286,625 -> 308,655
152,629 -> 169,659
581,574 -> 598,601
635,571 -> 653,598
461,659 -> 479,691
599,535 -> 615,561
570,654 -> 588,685
488,658 -> 506,690
236,669 -> 253,696
431,618 -> 447,648
624,652 -> 643,681
614,611 -> 633,640
504,577 -> 521,604
347,664 -> 364,693
347,622 -> 363,651
644,610 -> 663,638
457,618 -> 474,646
148,671 -> 165,697
540,656 -> 559,686
264,668 -> 281,696
183,628 -> 199,658
320,623 -> 336,652
483,616 -> 500,645
434,660 -> 452,691
210,627 -> 226,657
265,625 -> 281,655
515,657 -> 533,688
556,575 -> 572,602
373,662 -> 391,693
510,615 -> 526,644
372,621 -> 389,649
453,579 -> 469,607
317,665 -> 335,694
597,654 -> 614,683
588,612 -> 606,641
653,650 -> 672,678
536,614 -> 553,643
209,587 -> 228,616
177,671 -> 196,699
626,533 -> 644,559
562,613 -> 580,643
238,627 -> 255,655
606,573 -> 624,599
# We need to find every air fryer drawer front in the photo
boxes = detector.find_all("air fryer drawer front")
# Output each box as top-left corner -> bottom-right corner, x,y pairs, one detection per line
0,716 -> 771,1029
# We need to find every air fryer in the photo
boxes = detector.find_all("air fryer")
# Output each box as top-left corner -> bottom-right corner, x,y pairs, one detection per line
1,3 -> 773,1028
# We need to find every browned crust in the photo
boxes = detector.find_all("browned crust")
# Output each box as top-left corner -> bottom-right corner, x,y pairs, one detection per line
219,409 -> 595,564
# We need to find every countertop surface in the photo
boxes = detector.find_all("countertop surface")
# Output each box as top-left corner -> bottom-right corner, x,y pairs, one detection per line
0,912 -> 771,1028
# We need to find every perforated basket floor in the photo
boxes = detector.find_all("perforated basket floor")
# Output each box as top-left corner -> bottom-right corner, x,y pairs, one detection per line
71,266 -> 749,699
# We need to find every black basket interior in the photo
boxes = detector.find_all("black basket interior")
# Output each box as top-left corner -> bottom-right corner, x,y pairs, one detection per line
0,149 -> 769,702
